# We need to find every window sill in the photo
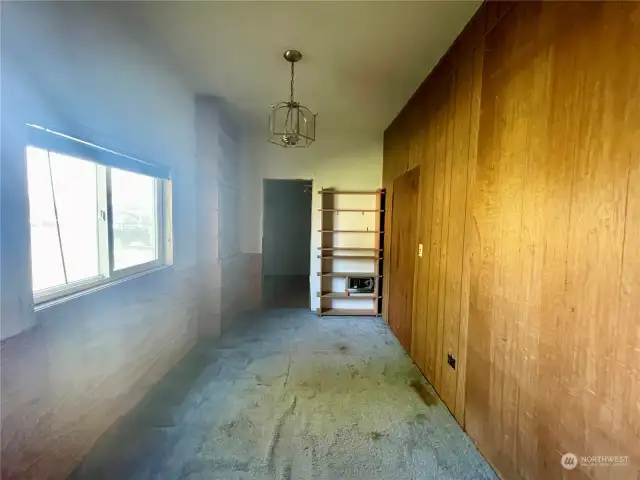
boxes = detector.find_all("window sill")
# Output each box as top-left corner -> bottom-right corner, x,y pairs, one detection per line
34,264 -> 171,312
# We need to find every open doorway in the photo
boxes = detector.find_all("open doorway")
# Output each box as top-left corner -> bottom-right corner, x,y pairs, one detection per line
262,179 -> 312,308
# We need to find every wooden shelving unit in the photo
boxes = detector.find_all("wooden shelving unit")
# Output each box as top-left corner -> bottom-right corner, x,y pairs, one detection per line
317,188 -> 385,317
317,271 -> 381,278
318,292 -> 380,299
318,255 -> 382,260
319,209 -> 385,213
320,308 -> 377,316
318,230 -> 383,233
318,190 -> 385,195
318,247 -> 383,251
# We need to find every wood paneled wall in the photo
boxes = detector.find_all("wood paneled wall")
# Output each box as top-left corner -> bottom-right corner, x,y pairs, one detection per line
383,1 -> 489,423
383,2 -> 640,479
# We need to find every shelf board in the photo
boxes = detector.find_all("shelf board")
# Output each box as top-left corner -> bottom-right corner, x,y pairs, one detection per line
318,190 -> 385,195
318,230 -> 383,233
316,308 -> 378,316
318,292 -> 380,299
319,209 -> 384,212
318,247 -> 383,251
319,255 -> 382,260
317,271 -> 381,277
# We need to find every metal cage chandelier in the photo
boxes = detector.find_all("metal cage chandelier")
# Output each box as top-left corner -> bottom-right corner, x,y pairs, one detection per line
268,50 -> 317,148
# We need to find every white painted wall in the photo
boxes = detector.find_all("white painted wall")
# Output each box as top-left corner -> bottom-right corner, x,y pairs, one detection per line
1,1 -> 197,337
0,3 -> 201,477
240,132 -> 383,311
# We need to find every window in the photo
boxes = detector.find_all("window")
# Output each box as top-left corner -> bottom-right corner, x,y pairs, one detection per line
25,127 -> 171,304
111,168 -> 159,270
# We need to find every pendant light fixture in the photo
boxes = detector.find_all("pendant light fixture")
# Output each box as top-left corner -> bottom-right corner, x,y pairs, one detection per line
268,50 -> 317,148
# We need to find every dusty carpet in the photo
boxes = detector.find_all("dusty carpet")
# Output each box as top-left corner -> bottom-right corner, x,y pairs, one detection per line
70,309 -> 496,480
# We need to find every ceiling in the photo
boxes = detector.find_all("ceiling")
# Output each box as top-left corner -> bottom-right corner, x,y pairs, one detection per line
115,1 -> 481,137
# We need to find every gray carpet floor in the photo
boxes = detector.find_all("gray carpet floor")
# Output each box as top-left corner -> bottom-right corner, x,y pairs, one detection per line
70,309 -> 496,480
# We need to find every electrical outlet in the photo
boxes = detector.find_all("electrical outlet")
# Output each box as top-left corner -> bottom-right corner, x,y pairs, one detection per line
447,353 -> 456,370
418,244 -> 423,257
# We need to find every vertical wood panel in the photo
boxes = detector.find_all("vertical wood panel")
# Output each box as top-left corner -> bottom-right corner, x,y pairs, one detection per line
613,5 -> 640,474
425,85 -> 449,384
454,43 -> 484,424
511,7 -> 558,476
439,49 -> 474,410
384,1 -> 640,479
615,104 -> 640,477
555,6 -> 639,479
410,104 -> 431,373
466,2 -> 640,479
384,1 -> 486,422
434,72 -> 456,400
412,94 -> 438,378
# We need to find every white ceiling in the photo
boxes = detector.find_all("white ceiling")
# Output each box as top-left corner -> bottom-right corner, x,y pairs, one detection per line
115,1 -> 481,136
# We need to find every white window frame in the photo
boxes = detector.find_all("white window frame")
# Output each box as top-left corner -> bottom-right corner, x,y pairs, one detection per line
26,138 -> 172,306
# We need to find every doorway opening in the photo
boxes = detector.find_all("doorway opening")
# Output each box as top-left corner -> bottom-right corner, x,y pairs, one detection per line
262,179 -> 312,308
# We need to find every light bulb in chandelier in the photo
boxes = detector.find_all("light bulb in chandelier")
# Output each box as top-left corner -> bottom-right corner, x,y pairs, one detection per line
268,50 -> 317,148
282,133 -> 300,146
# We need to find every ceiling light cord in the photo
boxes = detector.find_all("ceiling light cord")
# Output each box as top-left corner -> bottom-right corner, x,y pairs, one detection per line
290,61 -> 295,104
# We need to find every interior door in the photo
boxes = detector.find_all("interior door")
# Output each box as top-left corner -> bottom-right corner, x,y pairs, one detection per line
387,167 -> 420,353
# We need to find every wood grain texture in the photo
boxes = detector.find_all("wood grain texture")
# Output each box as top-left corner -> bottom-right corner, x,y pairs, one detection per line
433,73 -> 456,400
467,2 -> 640,479
438,46 -> 476,413
384,1 -> 640,478
387,167 -> 420,352
425,85 -> 448,387
409,91 -> 435,378
454,42 -> 484,425
383,3 -> 485,415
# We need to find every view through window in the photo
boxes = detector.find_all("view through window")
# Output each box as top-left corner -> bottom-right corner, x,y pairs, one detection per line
111,168 -> 158,270
26,147 -> 103,292
26,145 -> 166,301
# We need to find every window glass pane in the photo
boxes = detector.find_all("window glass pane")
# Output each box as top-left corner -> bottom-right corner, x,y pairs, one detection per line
26,147 -> 101,293
111,168 -> 158,270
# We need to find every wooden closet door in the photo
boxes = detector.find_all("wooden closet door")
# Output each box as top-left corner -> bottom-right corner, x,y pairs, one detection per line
388,167 -> 420,353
